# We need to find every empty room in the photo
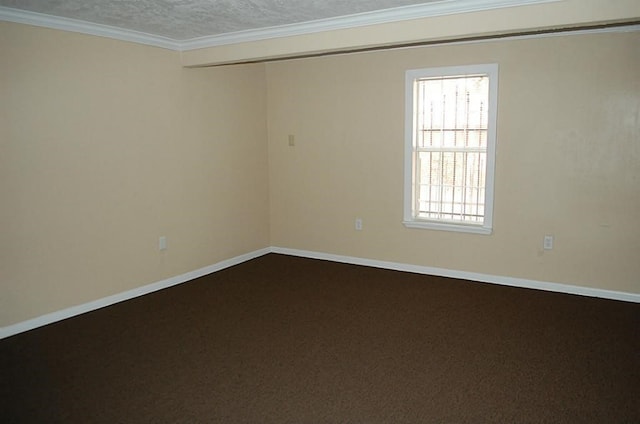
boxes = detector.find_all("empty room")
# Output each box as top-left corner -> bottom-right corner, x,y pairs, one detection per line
1,0 -> 639,422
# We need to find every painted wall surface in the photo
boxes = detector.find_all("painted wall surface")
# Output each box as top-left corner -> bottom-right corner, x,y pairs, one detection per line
0,22 -> 270,326
1,21 -> 638,329
267,31 -> 640,293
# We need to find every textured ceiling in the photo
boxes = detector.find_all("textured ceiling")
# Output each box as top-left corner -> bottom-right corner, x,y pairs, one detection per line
0,0 -> 438,40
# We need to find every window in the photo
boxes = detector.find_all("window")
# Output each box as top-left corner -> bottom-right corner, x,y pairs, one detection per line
404,64 -> 498,234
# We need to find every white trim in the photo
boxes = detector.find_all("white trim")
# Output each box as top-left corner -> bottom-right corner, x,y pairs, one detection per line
402,220 -> 492,234
0,6 -> 180,50
2,245 -> 638,339
0,248 -> 270,340
1,1 -> 561,52
1,3 -> 637,56
270,247 -> 640,303
404,63 -> 498,235
179,0 -> 560,50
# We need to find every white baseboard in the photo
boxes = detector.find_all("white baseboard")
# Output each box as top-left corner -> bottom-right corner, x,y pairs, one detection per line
0,248 -> 271,340
3,245 -> 637,340
270,246 -> 640,303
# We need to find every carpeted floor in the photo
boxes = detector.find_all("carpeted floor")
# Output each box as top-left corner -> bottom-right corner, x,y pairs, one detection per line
1,253 -> 638,423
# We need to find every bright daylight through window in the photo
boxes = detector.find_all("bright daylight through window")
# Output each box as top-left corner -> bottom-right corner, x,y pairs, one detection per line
404,64 -> 498,234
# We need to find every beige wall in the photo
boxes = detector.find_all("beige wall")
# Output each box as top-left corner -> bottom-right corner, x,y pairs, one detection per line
266,31 -> 640,293
0,22 -> 270,326
1,21 -> 639,329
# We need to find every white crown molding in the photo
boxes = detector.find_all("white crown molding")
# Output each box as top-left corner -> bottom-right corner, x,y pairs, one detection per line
0,6 -> 180,50
2,0 -> 637,55
1,0 -> 562,52
179,0 -> 561,50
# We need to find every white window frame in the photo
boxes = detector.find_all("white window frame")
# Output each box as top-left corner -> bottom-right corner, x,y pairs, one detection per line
403,63 -> 498,234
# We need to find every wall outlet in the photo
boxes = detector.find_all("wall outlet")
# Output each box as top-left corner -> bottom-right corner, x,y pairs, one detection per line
355,218 -> 363,231
543,235 -> 553,250
159,236 -> 167,251
288,134 -> 295,146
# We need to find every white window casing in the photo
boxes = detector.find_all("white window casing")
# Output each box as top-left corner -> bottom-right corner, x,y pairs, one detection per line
403,64 -> 499,234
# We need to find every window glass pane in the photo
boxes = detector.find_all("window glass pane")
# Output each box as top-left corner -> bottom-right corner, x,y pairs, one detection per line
413,73 -> 490,224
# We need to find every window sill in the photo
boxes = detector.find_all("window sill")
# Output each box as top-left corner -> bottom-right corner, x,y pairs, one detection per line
403,220 -> 492,235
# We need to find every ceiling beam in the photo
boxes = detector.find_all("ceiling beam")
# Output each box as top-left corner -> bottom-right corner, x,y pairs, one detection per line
181,0 -> 640,67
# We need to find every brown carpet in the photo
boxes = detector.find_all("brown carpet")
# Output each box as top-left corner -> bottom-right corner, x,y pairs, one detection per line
1,253 -> 638,423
